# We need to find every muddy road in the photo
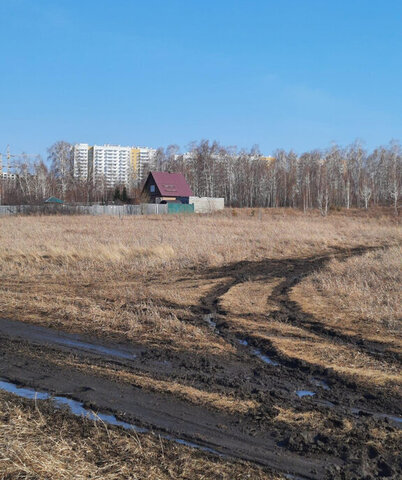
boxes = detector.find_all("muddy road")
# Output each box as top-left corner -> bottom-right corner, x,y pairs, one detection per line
1,246 -> 401,479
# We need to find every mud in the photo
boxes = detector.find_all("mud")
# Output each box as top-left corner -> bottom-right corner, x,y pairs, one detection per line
0,318 -> 141,361
1,246 -> 401,479
0,378 -> 222,454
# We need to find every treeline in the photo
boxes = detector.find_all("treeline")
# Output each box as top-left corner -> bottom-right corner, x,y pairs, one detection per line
158,140 -> 401,214
1,140 -> 401,214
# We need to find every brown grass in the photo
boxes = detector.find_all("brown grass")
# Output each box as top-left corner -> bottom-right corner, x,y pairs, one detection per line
270,336 -> 402,388
291,246 -> 402,349
0,212 -> 400,354
0,391 -> 280,480
1,211 -> 401,389
220,279 -> 282,316
274,406 -> 353,434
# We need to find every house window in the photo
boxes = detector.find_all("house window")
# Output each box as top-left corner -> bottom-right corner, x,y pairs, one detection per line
150,185 -> 155,193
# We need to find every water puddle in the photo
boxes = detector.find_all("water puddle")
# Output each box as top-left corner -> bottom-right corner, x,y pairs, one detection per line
236,338 -> 279,366
251,348 -> 279,366
47,337 -> 137,360
52,396 -> 148,432
0,379 -> 146,432
0,319 -> 137,360
0,379 -> 220,454
296,390 -> 316,398
311,378 -> 330,390
382,415 -> 402,424
351,407 -> 402,425
0,380 -> 49,400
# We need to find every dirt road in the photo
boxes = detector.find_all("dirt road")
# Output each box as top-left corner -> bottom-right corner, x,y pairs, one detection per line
1,247 -> 401,479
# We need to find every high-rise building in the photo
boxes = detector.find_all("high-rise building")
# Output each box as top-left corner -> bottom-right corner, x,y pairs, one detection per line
73,143 -> 90,179
90,144 -> 132,188
73,143 -> 156,187
136,147 -> 157,181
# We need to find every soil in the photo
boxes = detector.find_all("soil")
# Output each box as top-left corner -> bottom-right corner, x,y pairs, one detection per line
1,246 -> 401,479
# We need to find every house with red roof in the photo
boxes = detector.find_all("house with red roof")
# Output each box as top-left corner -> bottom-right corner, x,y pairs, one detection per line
142,171 -> 193,204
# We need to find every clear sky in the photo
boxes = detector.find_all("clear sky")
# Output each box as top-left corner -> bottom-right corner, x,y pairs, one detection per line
1,0 -> 401,160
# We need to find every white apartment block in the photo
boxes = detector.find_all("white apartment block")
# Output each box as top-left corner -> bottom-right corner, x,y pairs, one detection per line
73,143 -> 156,187
136,147 -> 157,182
91,145 -> 131,188
73,143 -> 90,179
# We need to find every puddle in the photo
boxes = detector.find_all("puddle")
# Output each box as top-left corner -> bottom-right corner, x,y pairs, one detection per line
351,407 -> 402,425
0,319 -> 136,360
0,378 -> 220,455
49,338 -> 136,360
382,414 -> 402,424
0,379 -> 146,432
311,378 -> 330,390
236,337 -> 279,365
0,380 -> 50,400
251,348 -> 279,366
202,314 -> 216,330
296,390 -> 316,398
53,395 -> 148,432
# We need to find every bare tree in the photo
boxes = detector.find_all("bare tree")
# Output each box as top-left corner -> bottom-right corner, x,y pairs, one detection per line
388,141 -> 401,215
48,141 -> 73,196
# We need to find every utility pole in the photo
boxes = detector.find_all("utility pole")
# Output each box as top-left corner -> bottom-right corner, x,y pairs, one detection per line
6,145 -> 10,173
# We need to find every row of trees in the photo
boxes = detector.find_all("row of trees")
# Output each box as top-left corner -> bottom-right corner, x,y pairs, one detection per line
158,140 -> 401,214
1,140 -> 400,213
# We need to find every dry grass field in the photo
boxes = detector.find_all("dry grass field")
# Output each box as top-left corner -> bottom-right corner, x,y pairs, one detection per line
0,210 -> 400,351
0,211 -> 401,387
0,209 -> 401,479
292,246 -> 402,346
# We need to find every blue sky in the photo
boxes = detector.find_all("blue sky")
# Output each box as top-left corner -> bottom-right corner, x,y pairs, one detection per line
1,0 -> 401,160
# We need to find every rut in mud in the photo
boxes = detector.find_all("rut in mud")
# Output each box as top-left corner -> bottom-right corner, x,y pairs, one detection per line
0,246 -> 401,479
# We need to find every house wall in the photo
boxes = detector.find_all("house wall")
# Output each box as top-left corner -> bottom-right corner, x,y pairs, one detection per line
142,175 -> 160,202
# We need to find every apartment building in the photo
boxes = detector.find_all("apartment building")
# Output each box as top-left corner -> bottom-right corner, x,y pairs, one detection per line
73,143 -> 156,187
91,145 -> 132,188
73,143 -> 90,179
132,147 -> 157,182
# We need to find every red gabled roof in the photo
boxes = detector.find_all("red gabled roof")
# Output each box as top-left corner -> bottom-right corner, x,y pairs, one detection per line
150,171 -> 193,197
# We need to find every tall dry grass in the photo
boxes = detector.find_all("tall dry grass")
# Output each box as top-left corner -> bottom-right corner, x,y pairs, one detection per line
291,246 -> 402,347
1,210 -> 400,275
0,211 -> 400,353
